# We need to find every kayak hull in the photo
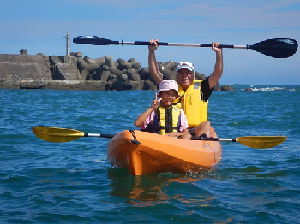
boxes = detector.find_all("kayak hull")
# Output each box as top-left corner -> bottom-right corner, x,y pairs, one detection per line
107,129 -> 222,175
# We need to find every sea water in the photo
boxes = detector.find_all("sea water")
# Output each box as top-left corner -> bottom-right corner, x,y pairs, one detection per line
0,86 -> 299,223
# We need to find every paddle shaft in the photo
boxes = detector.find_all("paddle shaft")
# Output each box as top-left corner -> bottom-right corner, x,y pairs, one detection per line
191,137 -> 236,142
84,133 -> 115,138
117,40 -> 247,49
77,133 -> 235,141
72,134 -> 236,142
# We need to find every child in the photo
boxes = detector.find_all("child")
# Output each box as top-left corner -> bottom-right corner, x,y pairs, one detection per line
135,80 -> 190,139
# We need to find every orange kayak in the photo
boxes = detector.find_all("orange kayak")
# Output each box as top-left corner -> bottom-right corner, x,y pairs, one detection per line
107,129 -> 222,175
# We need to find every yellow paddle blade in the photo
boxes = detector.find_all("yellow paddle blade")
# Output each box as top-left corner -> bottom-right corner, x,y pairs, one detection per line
236,136 -> 287,149
33,127 -> 85,143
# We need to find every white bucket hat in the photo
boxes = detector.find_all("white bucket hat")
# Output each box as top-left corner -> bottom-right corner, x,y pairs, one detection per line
177,62 -> 194,71
159,80 -> 179,95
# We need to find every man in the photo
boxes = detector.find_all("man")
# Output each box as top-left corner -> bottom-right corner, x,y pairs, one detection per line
148,39 -> 223,138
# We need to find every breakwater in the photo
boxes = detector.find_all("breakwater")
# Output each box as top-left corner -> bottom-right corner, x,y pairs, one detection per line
0,50 -> 233,91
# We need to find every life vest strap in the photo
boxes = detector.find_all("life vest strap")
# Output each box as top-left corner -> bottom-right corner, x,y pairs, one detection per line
159,126 -> 178,130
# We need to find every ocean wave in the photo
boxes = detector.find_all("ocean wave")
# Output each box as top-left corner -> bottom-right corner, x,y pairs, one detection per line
250,86 -> 285,91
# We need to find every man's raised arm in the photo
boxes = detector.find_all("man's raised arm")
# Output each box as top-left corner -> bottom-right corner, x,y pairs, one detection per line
208,42 -> 224,90
148,39 -> 163,85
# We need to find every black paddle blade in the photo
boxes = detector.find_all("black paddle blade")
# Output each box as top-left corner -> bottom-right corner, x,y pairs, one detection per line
248,38 -> 297,58
73,36 -> 119,45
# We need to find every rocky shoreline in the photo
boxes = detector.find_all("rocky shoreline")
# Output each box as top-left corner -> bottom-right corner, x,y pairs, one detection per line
0,50 -> 234,91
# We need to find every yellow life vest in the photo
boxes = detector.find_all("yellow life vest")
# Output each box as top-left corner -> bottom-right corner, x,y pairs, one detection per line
174,80 -> 208,127
158,105 -> 181,135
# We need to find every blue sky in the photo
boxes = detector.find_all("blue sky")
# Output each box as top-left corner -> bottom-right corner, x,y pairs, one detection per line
0,0 -> 299,85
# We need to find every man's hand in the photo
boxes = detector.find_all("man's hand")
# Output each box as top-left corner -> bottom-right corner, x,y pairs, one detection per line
212,42 -> 222,53
148,39 -> 159,51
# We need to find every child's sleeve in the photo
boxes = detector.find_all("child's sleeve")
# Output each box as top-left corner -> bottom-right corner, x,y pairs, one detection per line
179,109 -> 189,132
139,111 -> 155,129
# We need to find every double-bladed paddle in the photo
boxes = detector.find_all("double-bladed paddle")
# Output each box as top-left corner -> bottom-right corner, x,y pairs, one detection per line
73,36 -> 298,58
33,127 -> 287,149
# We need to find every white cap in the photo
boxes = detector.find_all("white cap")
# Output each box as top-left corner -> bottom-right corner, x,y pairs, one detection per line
159,80 -> 179,94
177,62 -> 194,71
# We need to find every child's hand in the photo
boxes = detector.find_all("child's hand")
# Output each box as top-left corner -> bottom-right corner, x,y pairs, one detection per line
151,92 -> 161,109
